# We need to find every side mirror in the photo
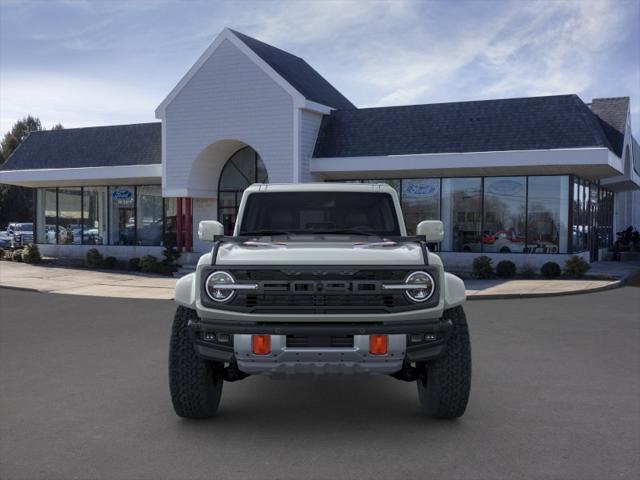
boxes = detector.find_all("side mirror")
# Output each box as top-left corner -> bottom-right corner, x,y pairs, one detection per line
416,220 -> 444,243
198,220 -> 224,241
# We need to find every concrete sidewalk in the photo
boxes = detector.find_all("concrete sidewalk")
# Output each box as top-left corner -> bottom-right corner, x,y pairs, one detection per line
0,262 -> 176,300
1,261 -> 637,300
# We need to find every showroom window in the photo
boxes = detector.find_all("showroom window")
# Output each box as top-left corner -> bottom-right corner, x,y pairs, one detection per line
483,177 -> 526,254
401,179 -> 440,235
526,176 -> 569,253
34,185 -> 172,247
327,175 -> 613,254
136,185 -> 163,246
83,187 -> 107,245
109,186 -> 136,245
35,188 -> 57,244
57,188 -> 82,245
441,178 -> 482,252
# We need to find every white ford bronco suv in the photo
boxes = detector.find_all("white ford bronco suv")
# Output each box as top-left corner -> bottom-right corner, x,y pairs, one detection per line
169,183 -> 470,419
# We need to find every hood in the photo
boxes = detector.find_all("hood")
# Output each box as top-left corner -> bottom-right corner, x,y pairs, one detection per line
215,240 -> 425,265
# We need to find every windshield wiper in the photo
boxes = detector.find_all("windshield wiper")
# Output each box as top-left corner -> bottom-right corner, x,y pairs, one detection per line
239,229 -> 297,236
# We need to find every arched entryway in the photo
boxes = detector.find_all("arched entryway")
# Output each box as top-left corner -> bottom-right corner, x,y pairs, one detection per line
218,146 -> 269,234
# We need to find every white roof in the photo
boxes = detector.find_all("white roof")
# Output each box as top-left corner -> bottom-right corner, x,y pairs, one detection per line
244,182 -> 398,195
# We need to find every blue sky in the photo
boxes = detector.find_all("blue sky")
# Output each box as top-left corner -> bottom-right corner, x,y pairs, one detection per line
1,0 -> 638,137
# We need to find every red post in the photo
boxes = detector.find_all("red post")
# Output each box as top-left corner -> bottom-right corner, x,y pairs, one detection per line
176,197 -> 183,252
185,198 -> 192,252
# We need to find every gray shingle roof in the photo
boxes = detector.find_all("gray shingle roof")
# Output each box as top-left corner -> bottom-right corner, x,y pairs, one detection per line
588,97 -> 629,157
1,122 -> 161,171
314,94 -> 615,158
230,29 -> 355,110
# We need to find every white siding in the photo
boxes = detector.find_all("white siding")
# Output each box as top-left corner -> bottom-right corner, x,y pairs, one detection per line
163,39 -> 294,194
299,109 -> 324,182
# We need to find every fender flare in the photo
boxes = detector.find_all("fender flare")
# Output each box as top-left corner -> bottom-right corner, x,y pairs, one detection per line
175,272 -> 197,308
443,272 -> 466,308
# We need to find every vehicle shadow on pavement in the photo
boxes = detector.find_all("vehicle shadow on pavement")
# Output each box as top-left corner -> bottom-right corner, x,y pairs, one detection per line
171,376 -> 466,434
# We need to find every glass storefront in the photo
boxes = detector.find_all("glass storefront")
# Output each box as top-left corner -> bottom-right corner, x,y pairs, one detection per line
136,185 -> 163,246
526,176 -> 569,253
572,177 -> 614,254
57,187 -> 82,245
329,175 -> 612,254
109,186 -> 136,245
441,178 -> 482,252
35,188 -> 57,244
483,177 -> 526,253
83,187 -> 107,245
401,179 -> 440,235
35,185 -> 174,247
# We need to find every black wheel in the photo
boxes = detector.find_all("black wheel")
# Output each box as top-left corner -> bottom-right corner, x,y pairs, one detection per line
169,306 -> 224,419
417,306 -> 471,419
499,247 -> 511,253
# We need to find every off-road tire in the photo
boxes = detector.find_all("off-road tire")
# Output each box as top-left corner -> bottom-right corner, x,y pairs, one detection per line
417,305 -> 471,419
169,306 -> 223,419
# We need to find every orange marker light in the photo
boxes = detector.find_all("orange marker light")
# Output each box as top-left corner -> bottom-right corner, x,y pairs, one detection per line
369,335 -> 388,355
252,335 -> 271,355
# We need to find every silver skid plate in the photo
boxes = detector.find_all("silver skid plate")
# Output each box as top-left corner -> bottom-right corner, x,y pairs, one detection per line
234,334 -> 406,376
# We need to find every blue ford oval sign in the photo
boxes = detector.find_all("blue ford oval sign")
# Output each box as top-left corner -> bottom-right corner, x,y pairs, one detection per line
405,182 -> 438,197
488,179 -> 523,196
112,189 -> 133,201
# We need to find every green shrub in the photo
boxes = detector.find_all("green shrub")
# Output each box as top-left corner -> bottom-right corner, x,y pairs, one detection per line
0,248 -> 5,260
155,263 -> 176,276
102,256 -> 118,269
540,262 -> 561,278
520,264 -> 536,279
85,248 -> 103,268
140,255 -> 159,273
472,256 -> 494,279
162,233 -> 181,266
3,250 -> 14,261
496,260 -> 516,278
128,257 -> 141,271
21,244 -> 42,264
564,256 -> 590,278
12,251 -> 23,262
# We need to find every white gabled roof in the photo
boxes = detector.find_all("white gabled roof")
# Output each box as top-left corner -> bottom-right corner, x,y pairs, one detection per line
155,28 -> 349,117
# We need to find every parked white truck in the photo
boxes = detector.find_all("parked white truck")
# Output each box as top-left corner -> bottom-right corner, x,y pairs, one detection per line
169,183 -> 471,419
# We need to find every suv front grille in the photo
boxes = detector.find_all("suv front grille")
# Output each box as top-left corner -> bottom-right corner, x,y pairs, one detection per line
201,266 -> 439,313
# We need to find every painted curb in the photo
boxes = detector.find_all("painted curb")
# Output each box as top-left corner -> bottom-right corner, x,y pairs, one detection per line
466,279 -> 624,301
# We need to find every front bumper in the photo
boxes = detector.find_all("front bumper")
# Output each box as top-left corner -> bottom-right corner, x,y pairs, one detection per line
188,317 -> 452,376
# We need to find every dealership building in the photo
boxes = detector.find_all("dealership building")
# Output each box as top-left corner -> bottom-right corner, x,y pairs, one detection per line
1,28 -> 638,269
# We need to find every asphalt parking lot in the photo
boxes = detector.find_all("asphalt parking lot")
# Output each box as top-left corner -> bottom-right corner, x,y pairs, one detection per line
1,286 -> 639,480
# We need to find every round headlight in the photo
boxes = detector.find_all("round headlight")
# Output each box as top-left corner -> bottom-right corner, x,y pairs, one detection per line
205,271 -> 236,303
404,271 -> 435,302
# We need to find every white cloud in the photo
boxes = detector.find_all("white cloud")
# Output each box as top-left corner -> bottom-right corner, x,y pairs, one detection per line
0,71 -> 159,132
0,0 -> 636,137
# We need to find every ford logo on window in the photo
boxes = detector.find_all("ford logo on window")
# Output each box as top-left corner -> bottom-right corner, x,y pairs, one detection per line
488,179 -> 523,196
112,189 -> 133,201
405,182 -> 438,196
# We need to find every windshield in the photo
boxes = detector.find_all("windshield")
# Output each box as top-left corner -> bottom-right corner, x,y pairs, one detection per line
238,192 -> 400,236
15,223 -> 33,231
